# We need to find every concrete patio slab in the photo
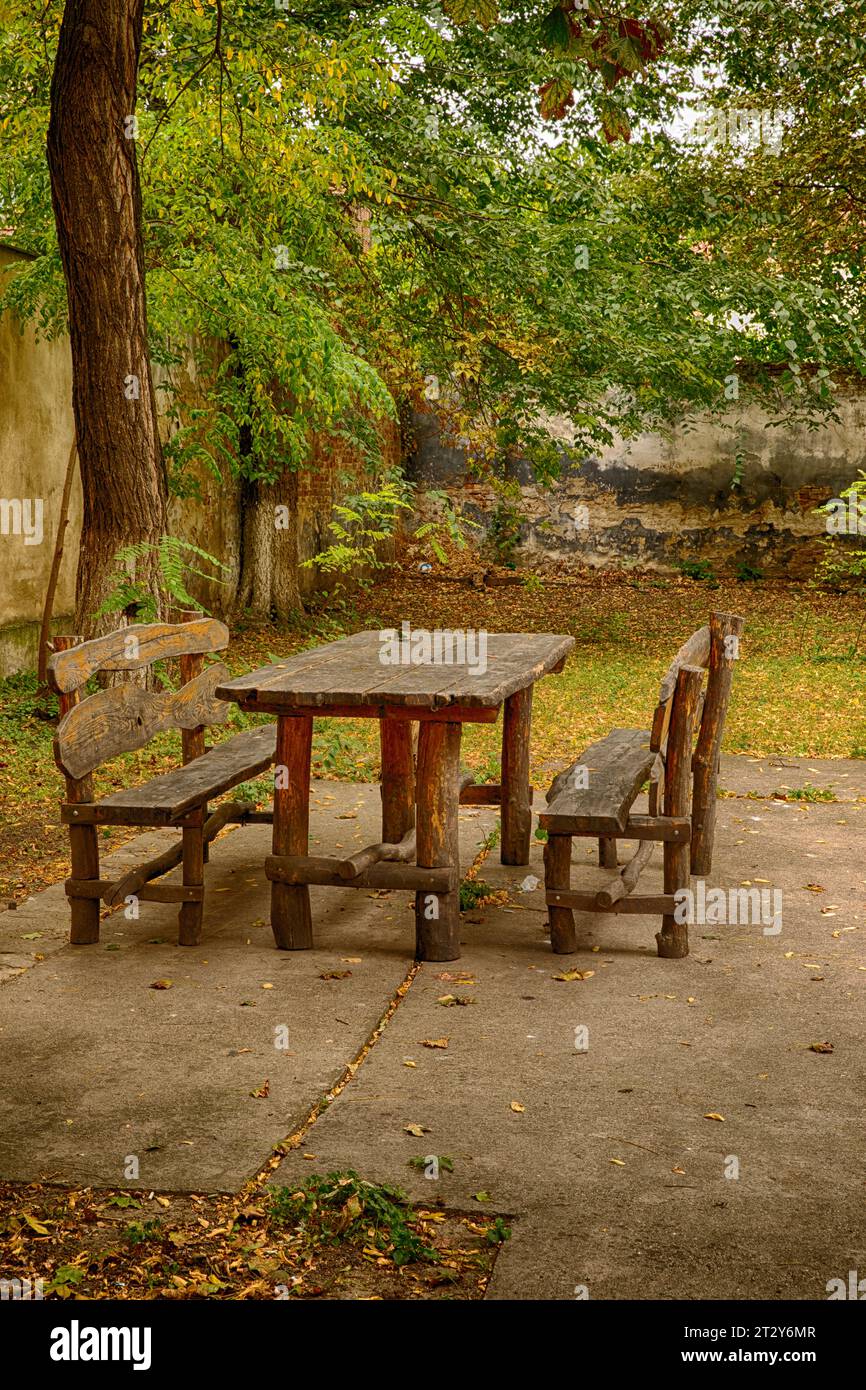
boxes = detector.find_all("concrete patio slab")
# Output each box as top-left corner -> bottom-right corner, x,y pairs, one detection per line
0,782 -> 496,1191
2,755 -> 864,1300
270,766 -> 866,1300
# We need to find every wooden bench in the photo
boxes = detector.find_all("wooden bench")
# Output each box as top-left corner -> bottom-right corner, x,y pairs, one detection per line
540,610 -> 744,959
48,619 -> 277,946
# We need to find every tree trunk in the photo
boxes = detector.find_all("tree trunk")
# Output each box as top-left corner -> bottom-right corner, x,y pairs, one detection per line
47,0 -> 167,635
234,470 -> 302,622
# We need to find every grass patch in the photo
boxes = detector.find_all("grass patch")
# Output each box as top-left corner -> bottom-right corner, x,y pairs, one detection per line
1,572 -> 863,902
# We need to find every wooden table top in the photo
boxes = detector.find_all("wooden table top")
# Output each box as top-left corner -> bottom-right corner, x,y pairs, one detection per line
216,629 -> 574,713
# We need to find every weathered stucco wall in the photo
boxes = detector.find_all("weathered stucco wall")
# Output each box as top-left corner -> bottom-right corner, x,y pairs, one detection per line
408,398 -> 866,578
0,246 -> 80,672
0,246 -> 398,675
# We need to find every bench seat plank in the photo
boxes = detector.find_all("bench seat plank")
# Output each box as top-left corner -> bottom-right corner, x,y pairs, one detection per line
93,724 -> 278,823
540,728 -> 656,835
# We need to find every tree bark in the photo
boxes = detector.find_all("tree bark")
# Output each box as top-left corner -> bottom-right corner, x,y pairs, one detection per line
234,470 -> 302,621
47,0 -> 167,635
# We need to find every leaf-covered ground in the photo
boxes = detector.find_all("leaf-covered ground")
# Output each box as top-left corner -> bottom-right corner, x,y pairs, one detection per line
0,1180 -> 501,1301
0,568 -> 863,905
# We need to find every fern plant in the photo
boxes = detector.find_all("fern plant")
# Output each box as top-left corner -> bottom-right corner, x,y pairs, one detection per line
95,536 -> 230,622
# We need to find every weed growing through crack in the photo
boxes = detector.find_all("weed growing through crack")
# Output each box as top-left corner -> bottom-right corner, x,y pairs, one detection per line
269,1171 -> 439,1266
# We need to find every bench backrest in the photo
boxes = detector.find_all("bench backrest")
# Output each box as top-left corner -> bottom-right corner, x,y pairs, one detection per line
650,611 -> 745,873
48,618 -> 231,788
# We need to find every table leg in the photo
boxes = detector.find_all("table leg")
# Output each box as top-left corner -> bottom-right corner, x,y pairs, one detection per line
380,718 -> 415,842
414,721 -> 462,962
271,713 -> 313,949
501,685 -> 533,865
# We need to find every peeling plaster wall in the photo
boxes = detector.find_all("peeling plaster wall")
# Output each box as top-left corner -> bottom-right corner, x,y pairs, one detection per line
0,246 -> 398,675
408,399 -> 866,578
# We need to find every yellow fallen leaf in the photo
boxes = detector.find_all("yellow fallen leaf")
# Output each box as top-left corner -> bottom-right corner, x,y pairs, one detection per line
421,1038 -> 449,1049
149,979 -> 172,990
609,1158 -> 626,1166
510,1101 -> 525,1113
553,969 -> 595,982
403,1060 -> 417,1068
404,1123 -> 430,1136
23,1213 -> 50,1235
261,982 -> 274,989
703,1112 -> 725,1122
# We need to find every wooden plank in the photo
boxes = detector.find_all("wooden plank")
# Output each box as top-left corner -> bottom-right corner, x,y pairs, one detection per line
271,715 -> 313,949
55,664 -> 232,780
415,721 -> 462,961
458,782 -> 535,806
214,631 -> 379,697
691,611 -> 745,876
546,890 -> 676,915
217,630 -> 573,712
501,686 -> 533,865
233,700 -> 501,724
66,880 -> 203,904
657,665 -> 704,959
622,815 -> 691,844
541,730 -> 656,835
425,632 -> 573,708
265,856 -> 455,892
48,618 -> 229,693
96,724 -> 277,821
658,626 -> 711,703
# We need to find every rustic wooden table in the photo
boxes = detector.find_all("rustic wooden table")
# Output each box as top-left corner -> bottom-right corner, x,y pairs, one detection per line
217,629 -> 574,961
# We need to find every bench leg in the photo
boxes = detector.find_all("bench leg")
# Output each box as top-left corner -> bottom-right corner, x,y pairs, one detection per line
271,714 -> 314,949
415,721 -> 461,962
598,836 -> 618,869
501,686 -> 533,865
68,823 -> 100,945
544,833 -> 577,953
179,813 -> 205,946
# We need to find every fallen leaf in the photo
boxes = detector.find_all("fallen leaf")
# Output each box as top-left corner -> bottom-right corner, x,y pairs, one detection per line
23,1213 -> 50,1235
149,979 -> 172,990
250,1080 -> 270,1098
510,1101 -> 525,1113
421,1038 -> 449,1049
320,970 -> 352,980
609,1158 -> 626,1166
553,969 -> 595,982
809,1041 -> 834,1054
703,1112 -> 725,1122
404,1123 -> 430,1137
